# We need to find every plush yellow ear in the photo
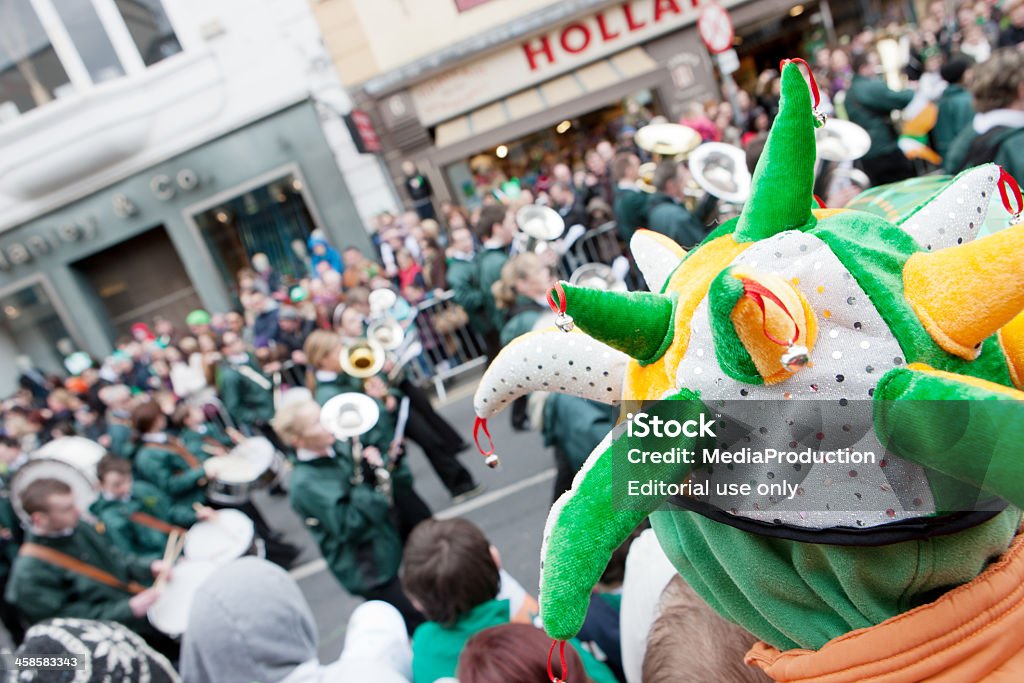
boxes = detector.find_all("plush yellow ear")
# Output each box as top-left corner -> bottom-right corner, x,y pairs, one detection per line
904,224 -> 1024,360
729,270 -> 817,384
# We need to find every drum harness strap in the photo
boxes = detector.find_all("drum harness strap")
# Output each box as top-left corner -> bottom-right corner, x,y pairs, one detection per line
18,543 -> 145,594
128,512 -> 185,537
148,440 -> 201,471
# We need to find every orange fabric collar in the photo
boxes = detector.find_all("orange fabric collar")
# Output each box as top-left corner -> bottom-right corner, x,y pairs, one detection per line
746,525 -> 1024,682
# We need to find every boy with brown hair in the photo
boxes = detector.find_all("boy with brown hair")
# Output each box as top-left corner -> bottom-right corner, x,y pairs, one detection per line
401,518 -> 614,683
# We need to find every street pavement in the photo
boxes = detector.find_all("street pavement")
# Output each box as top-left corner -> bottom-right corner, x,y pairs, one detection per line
254,375 -> 561,661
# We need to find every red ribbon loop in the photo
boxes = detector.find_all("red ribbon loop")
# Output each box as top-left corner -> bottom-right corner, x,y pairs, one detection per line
780,57 -> 822,109
813,195 -> 828,209
741,279 -> 800,347
547,639 -> 568,683
473,416 -> 494,457
546,282 -> 567,315
997,167 -> 1022,219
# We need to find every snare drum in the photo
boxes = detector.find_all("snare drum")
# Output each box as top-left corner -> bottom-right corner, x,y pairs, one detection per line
184,508 -> 260,563
207,437 -> 276,505
148,559 -> 218,637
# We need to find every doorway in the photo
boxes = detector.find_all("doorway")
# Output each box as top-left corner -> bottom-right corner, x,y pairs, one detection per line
73,225 -> 201,339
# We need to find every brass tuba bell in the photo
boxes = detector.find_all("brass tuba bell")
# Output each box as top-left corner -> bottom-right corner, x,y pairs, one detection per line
367,318 -> 405,351
339,338 -> 386,379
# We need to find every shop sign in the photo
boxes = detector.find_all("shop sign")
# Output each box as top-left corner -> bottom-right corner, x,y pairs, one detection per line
344,110 -> 382,154
0,218 -> 99,272
411,0 -> 745,126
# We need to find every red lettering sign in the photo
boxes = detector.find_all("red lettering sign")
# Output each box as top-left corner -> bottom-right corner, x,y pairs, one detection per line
560,23 -> 592,54
596,12 -> 621,41
345,110 -> 381,153
523,35 -> 555,71
622,2 -> 647,31
654,0 -> 683,22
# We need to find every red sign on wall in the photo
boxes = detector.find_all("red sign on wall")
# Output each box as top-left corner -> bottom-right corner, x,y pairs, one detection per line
345,109 -> 382,154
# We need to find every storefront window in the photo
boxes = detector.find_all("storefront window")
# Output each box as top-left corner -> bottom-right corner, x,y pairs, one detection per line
447,90 -> 659,207
193,173 -> 318,297
113,0 -> 182,67
0,283 -> 74,378
53,0 -> 125,83
0,0 -> 72,117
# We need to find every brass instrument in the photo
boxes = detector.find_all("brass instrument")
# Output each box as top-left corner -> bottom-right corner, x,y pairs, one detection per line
513,204 -> 565,256
339,338 -> 386,379
367,318 -> 405,351
815,119 -> 871,163
637,162 -> 658,194
569,263 -> 628,293
320,392 -> 391,501
368,288 -> 398,319
635,123 -> 702,158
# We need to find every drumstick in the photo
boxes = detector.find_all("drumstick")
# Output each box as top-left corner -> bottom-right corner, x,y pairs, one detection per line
154,529 -> 181,590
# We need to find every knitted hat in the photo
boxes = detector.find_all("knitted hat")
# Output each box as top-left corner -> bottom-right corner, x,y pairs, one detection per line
14,618 -> 179,682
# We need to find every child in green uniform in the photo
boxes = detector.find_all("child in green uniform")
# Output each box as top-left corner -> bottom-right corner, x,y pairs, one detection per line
90,455 -> 216,559
131,401 -> 220,511
6,478 -> 168,642
97,384 -> 137,460
304,330 -> 362,405
171,403 -> 237,458
401,518 -> 617,683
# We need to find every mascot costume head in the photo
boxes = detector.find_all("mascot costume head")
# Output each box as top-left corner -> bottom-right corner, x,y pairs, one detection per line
473,60 -> 1024,681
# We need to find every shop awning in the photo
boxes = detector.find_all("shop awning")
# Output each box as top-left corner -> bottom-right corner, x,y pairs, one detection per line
433,47 -> 659,151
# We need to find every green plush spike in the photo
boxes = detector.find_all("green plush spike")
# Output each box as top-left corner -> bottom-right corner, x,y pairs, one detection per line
735,62 -> 817,242
560,283 -> 674,365
540,391 -> 704,640
874,367 -> 1024,510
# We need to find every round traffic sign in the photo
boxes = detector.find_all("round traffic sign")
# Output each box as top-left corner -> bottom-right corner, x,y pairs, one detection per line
698,3 -> 735,54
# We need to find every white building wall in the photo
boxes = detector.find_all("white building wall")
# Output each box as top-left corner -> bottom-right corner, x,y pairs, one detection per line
0,0 -> 398,235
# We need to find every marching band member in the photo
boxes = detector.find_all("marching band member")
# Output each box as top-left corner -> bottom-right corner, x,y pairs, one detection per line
171,402 -> 239,457
5,478 -> 170,648
131,401 -> 220,512
217,331 -> 276,435
0,436 -> 25,642
90,454 -> 215,560
271,397 -> 423,633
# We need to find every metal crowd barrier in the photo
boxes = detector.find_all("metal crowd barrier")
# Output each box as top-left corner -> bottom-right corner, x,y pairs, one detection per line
406,291 -> 489,401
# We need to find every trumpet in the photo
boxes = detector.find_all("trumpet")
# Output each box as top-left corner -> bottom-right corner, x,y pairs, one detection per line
339,338 -> 386,379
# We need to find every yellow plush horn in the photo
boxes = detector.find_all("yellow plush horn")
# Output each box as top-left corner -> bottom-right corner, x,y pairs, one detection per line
904,224 -> 1024,360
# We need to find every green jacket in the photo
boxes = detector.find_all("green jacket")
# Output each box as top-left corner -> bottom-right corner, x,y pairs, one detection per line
178,423 -> 232,457
646,192 -> 706,248
499,296 -> 547,347
932,84 -> 975,160
476,246 -> 510,332
313,373 -> 363,406
217,359 -> 275,426
5,522 -> 153,628
289,449 -> 402,596
89,480 -> 194,560
613,186 -> 648,240
542,394 -> 618,472
845,75 -> 914,159
944,123 -> 1024,184
446,256 -> 492,334
133,439 -> 208,509
106,421 -> 136,460
0,468 -> 23,581
412,598 -> 617,683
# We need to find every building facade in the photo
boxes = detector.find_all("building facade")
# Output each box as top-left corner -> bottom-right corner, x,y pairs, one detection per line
0,0 -> 400,392
313,0 -> 853,211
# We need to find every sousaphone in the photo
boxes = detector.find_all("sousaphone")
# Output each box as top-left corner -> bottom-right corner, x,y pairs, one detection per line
815,118 -> 872,162
688,142 -> 751,204
569,263 -> 628,292
635,123 -> 702,158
